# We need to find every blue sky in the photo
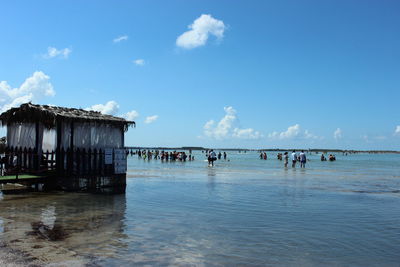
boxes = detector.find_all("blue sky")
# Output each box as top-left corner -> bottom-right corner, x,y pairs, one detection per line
1,0 -> 399,149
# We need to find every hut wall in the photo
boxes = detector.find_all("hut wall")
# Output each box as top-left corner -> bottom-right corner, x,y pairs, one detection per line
7,122 -> 43,149
42,128 -> 56,152
73,122 -> 123,149
61,122 -> 72,149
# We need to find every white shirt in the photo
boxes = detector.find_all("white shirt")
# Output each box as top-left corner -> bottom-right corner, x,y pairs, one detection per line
291,152 -> 297,161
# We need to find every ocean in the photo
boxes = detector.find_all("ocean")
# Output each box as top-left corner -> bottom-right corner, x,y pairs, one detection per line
0,151 -> 399,266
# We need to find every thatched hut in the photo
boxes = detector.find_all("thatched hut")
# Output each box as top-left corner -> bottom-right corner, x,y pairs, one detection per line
0,103 -> 135,193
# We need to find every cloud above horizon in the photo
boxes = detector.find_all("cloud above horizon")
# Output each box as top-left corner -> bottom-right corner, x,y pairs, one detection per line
113,35 -> 128,43
334,128 -> 342,140
268,124 -> 321,140
86,101 -> 140,123
0,71 -> 55,112
145,115 -> 158,124
86,100 -> 120,115
176,14 -> 226,49
203,106 -> 263,140
395,126 -> 400,136
43,47 -> 71,59
133,59 -> 145,66
124,110 -> 139,121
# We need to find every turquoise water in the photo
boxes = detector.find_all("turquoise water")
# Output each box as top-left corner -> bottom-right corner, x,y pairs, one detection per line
0,151 -> 399,266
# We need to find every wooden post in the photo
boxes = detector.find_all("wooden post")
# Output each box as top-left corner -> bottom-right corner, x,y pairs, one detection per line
99,149 -> 103,175
121,126 -> 125,148
70,122 -> 74,176
60,148 -> 64,173
93,149 -> 98,175
76,148 -> 81,175
23,147 -> 28,170
66,148 -> 72,175
35,122 -> 40,171
82,148 -> 87,175
28,147 -> 33,170
70,122 -> 74,149
56,121 -> 62,174
88,148 -> 92,175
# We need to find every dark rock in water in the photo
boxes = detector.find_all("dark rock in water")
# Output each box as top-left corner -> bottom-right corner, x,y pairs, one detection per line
30,221 -> 69,241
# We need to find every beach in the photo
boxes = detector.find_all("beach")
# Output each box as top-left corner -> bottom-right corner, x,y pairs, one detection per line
0,151 -> 399,266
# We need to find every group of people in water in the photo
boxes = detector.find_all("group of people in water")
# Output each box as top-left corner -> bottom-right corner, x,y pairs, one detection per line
131,149 -> 195,161
128,149 -> 337,168
260,150 -> 338,168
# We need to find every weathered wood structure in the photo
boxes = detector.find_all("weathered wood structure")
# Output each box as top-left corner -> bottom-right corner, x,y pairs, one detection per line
0,103 -> 135,193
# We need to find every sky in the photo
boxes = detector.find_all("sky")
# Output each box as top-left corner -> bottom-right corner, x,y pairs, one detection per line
0,0 -> 399,150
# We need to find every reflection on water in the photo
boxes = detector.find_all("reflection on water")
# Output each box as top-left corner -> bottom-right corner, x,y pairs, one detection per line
0,193 -> 127,265
0,152 -> 399,266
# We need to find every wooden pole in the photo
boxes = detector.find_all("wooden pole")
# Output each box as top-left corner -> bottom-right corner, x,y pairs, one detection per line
56,121 -> 62,174
35,122 -> 40,171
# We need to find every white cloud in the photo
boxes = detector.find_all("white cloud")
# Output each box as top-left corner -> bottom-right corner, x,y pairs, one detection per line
203,106 -> 263,140
44,47 -> 71,59
268,124 -> 320,140
395,126 -> 400,136
0,71 -> 55,112
113,35 -> 128,43
124,110 -> 139,121
176,14 -> 226,49
133,59 -> 145,66
268,124 -> 300,139
232,128 -> 263,139
86,101 -> 119,115
145,115 -> 158,124
334,128 -> 342,140
204,106 -> 236,139
304,130 -> 320,140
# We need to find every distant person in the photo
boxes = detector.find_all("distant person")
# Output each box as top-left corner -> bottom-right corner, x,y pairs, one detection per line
321,154 -> 326,161
263,152 -> 267,160
291,150 -> 297,168
329,154 -> 336,161
299,150 -> 306,168
218,152 -> 222,160
223,152 -> 227,160
260,152 -> 263,159
284,152 -> 289,168
208,150 -> 217,166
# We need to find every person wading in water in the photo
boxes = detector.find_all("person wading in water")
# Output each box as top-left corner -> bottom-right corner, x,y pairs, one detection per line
208,150 -> 217,167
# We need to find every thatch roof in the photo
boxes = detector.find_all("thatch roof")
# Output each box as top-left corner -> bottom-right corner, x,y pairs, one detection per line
0,103 -> 135,131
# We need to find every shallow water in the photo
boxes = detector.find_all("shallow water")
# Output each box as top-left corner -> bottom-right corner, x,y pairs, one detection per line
0,151 -> 399,266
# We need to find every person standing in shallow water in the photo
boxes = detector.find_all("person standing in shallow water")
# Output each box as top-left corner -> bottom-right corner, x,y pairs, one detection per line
208,150 -> 217,166
291,150 -> 297,168
284,152 -> 289,168
299,150 -> 306,168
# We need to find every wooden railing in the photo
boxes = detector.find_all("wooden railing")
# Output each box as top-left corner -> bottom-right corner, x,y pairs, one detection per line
1,146 -> 115,176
